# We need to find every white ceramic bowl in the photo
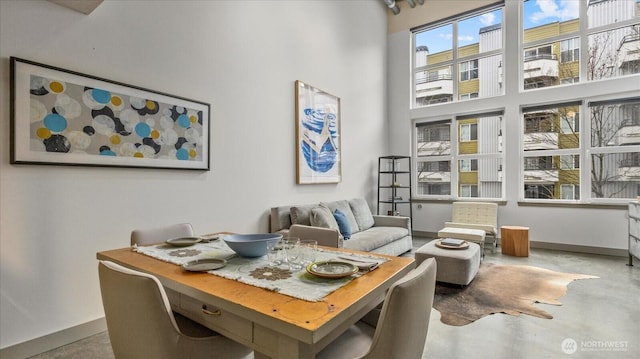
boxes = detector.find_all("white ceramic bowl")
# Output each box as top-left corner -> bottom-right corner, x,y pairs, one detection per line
223,233 -> 283,257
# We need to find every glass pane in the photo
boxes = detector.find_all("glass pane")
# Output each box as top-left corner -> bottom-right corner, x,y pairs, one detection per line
458,158 -> 502,198
415,24 -> 453,67
477,54 -> 504,98
523,0 -> 579,32
416,160 -> 451,195
523,155 -> 579,200
590,99 -> 640,147
416,122 -> 451,156
458,8 -> 503,52
523,42 -> 560,89
591,152 -> 640,199
588,0 -> 639,29
588,26 -> 640,81
524,104 -> 580,151
458,114 -> 502,155
415,65 -> 453,106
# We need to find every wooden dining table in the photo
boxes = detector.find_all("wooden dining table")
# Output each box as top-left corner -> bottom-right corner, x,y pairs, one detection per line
97,244 -> 414,359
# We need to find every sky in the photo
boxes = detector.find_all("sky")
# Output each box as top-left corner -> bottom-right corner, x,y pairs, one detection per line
416,0 -> 581,54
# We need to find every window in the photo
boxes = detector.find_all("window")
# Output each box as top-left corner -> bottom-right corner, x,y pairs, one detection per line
460,60 -> 479,81
561,184 -> 580,200
460,159 -> 478,171
460,184 -> 479,197
589,98 -> 640,199
522,0 -> 579,90
522,103 -> 581,201
524,45 -> 553,62
525,184 -> 554,199
415,112 -> 503,199
460,123 -> 478,141
561,112 -> 579,133
561,38 -> 580,63
460,92 -> 479,100
560,155 -> 580,169
410,1 -> 639,205
413,6 -> 504,107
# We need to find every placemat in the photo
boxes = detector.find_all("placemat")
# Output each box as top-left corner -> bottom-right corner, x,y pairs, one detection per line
134,240 -> 388,302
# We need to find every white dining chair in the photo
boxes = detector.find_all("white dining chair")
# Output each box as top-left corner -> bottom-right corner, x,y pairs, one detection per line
98,260 -> 252,359
316,258 -> 437,359
130,223 -> 194,246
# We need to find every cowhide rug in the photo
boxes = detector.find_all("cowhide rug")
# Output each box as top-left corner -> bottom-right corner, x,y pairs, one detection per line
433,263 -> 598,326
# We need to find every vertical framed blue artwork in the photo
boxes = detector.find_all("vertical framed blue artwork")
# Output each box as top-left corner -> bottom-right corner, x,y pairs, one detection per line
295,80 -> 341,184
10,57 -> 210,170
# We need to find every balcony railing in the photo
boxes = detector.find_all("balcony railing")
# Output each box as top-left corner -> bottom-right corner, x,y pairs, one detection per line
416,74 -> 453,85
616,125 -> 640,145
523,55 -> 559,80
620,159 -> 640,167
524,53 -> 557,62
523,169 -> 559,183
619,33 -> 640,50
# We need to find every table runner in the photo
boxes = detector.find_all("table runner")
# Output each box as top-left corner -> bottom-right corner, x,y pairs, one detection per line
134,239 -> 388,302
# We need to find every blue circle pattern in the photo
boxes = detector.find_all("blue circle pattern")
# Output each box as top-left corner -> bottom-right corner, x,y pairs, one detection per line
92,89 -> 111,104
176,148 -> 189,160
135,122 -> 151,138
43,113 -> 67,133
177,114 -> 190,129
30,76 -> 204,161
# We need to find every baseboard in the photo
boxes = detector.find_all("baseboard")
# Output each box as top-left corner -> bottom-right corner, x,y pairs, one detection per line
412,231 -> 627,257
529,240 -> 627,257
0,317 -> 107,359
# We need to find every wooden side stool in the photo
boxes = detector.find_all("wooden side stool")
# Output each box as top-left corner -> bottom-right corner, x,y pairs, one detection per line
501,226 -> 530,257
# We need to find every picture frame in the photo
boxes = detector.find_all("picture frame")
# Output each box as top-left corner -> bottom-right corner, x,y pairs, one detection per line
295,80 -> 341,184
10,57 -> 210,170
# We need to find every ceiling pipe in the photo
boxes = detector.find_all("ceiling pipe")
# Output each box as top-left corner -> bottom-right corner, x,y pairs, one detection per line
406,0 -> 417,8
382,0 -> 400,15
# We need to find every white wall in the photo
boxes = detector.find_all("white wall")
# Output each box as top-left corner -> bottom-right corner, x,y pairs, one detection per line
0,0 -> 389,349
387,1 -> 629,250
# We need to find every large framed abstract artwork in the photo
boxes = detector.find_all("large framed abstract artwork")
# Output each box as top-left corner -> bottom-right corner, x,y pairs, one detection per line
10,57 -> 210,170
295,80 -> 341,184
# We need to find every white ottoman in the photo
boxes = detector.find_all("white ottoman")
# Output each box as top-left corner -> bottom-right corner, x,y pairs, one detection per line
438,227 -> 486,254
415,240 -> 481,285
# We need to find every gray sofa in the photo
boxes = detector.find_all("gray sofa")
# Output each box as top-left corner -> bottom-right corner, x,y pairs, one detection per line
270,198 -> 412,256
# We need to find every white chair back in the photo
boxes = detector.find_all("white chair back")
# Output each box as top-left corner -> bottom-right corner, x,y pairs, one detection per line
363,258 -> 437,359
98,260 -> 252,359
130,223 -> 194,246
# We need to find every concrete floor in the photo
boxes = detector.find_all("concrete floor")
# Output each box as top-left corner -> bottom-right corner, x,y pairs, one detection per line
29,239 -> 639,359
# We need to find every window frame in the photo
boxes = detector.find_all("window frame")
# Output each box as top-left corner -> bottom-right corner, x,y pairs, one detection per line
409,0 -> 639,205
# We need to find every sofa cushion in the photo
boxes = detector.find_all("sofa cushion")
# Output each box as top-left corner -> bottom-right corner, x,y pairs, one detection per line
342,226 -> 409,253
333,209 -> 352,240
349,198 -> 375,231
310,206 -> 339,230
290,205 -> 315,226
321,200 -> 360,233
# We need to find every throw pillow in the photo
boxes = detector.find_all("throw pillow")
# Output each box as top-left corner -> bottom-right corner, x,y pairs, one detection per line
349,198 -> 375,231
310,206 -> 339,230
333,209 -> 352,240
320,200 -> 360,233
290,205 -> 313,226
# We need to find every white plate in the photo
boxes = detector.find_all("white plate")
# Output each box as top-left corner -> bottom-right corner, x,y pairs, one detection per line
166,237 -> 202,247
306,261 -> 359,279
182,258 -> 226,271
